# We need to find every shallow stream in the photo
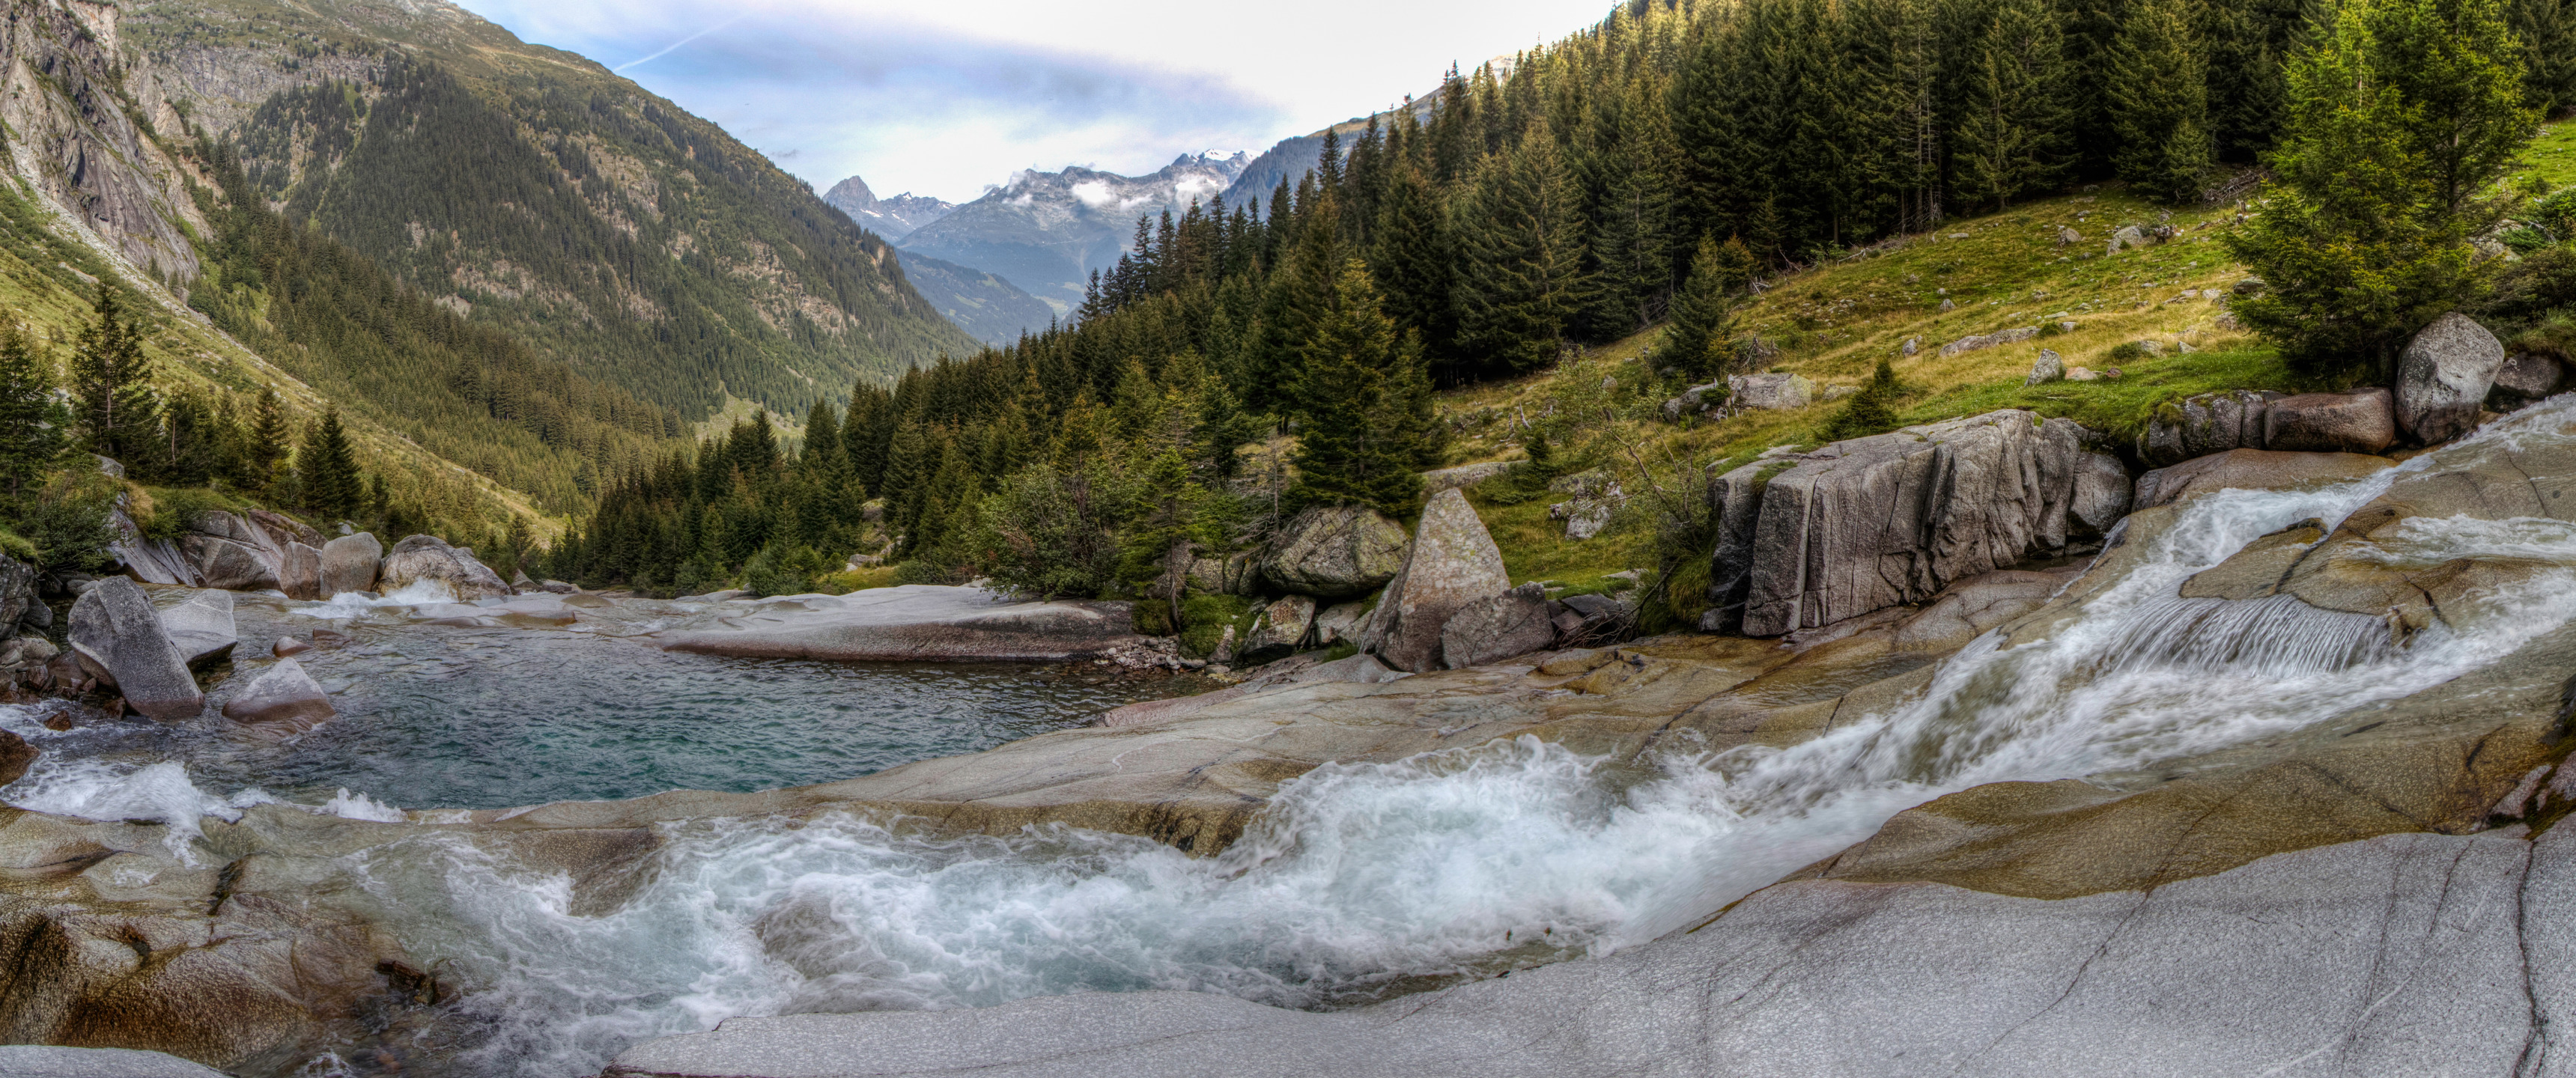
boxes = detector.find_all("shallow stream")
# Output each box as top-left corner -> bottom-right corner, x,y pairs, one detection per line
7,398 -> 2576,1078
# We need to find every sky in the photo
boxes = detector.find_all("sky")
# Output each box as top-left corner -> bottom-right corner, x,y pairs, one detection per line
448,0 -> 1612,204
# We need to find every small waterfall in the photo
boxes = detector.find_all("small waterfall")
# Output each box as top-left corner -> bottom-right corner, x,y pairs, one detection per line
2096,594 -> 2396,675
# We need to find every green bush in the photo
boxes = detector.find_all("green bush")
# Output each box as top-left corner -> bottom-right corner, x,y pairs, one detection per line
11,472 -> 118,571
137,487 -> 240,541
0,529 -> 37,563
1817,357 -> 1902,442
1178,592 -> 1255,658
2107,341 -> 2149,364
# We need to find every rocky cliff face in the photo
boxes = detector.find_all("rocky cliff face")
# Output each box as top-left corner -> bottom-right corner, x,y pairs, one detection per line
823,175 -> 955,241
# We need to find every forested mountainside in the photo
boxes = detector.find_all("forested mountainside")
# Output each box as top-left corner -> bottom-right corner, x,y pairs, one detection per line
893,250 -> 1059,345
125,0 -> 978,424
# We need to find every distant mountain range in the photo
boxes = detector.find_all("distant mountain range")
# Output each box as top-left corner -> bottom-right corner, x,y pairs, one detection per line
893,250 -> 1057,347
887,151 -> 1254,317
823,176 -> 957,242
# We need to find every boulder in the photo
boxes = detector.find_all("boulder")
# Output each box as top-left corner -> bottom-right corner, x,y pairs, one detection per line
2132,448 -> 2397,509
2137,389 -> 2285,466
1238,596 -> 1318,666
1257,507 -> 1409,600
0,552 -> 36,637
1312,600 -> 1369,646
2494,353 -> 2567,403
2394,311 -> 2506,444
539,579 -> 581,594
177,534 -> 279,592
1726,373 -> 1816,412
1551,500 -> 1614,540
2261,388 -> 2397,454
2024,350 -> 2064,386
0,728 -> 33,786
1710,410 -> 2128,637
279,542 -> 323,600
67,577 -> 201,720
2106,223 -> 2145,253
273,636 -> 312,657
318,532 -> 383,597
1555,593 -> 1631,646
377,535 -> 513,600
221,657 -> 335,731
1185,551 -> 1259,596
248,509 -> 323,551
1937,326 -> 2038,357
1358,489 -> 1510,672
1439,583 -> 1557,669
657,585 -> 1148,663
156,589 -> 238,669
1421,461 -> 1518,492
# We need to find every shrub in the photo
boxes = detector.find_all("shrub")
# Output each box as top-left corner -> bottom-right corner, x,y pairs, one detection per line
1817,357 -> 1902,442
1178,592 -> 1255,658
137,487 -> 237,541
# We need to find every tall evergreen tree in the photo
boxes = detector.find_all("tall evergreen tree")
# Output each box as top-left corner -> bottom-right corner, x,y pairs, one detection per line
1588,76 -> 1680,334
2108,0 -> 2216,203
1662,235 -> 1754,378
1456,121 -> 1597,375
300,407 -> 365,522
2509,0 -> 2576,114
1288,261 -> 1434,516
1372,159 -> 1459,373
0,325 -> 65,499
69,285 -> 160,469
244,389 -> 290,490
1952,0 -> 2074,212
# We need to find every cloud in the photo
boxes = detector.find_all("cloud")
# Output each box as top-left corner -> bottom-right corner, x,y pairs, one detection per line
451,0 -> 1608,202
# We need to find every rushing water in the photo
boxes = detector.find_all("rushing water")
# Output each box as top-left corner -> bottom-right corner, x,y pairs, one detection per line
10,398 -> 2576,1078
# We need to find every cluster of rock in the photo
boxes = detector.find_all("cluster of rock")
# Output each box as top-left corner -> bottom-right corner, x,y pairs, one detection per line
112,502 -> 515,604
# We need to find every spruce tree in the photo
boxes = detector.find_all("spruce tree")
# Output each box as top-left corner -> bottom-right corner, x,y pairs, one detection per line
244,388 -> 289,490
1588,76 -> 1679,335
2509,0 -> 2576,114
2109,0 -> 2216,204
1456,121 -> 1596,376
1663,236 -> 1752,379
70,285 -> 160,469
1953,0 -> 2073,212
0,325 -> 65,499
2224,0 -> 2539,375
1288,261 -> 1433,516
1371,159 -> 1458,374
300,408 -> 364,522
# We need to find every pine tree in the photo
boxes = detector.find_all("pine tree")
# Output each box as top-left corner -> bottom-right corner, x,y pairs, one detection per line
244,388 -> 289,490
1456,121 -> 1597,376
2509,0 -> 2576,114
1820,356 -> 1904,440
1370,159 -> 1458,372
1287,261 -> 1433,517
2109,0 -> 2216,204
0,325 -> 65,499
1662,236 -> 1752,379
300,408 -> 364,522
69,285 -> 160,469
1588,76 -> 1679,335
2224,0 -> 2539,376
1952,0 -> 2073,213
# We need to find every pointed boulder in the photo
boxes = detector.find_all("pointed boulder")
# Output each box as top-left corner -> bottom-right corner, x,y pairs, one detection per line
1359,489 -> 1510,672
222,657 -> 335,732
68,577 -> 202,721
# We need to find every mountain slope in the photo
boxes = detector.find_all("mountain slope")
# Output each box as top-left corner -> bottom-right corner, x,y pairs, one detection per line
897,151 -> 1252,313
123,0 -> 980,421
894,249 -> 1057,344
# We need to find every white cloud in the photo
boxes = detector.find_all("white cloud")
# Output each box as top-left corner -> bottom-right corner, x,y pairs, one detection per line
450,0 -> 1610,202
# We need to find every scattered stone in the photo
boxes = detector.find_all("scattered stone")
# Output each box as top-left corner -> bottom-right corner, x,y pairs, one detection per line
2057,321 -> 2078,332
2056,226 -> 2080,246
2395,312 -> 2507,444
273,636 -> 312,657
2262,388 -> 2398,454
377,535 -> 514,600
540,579 -> 580,594
1257,506 -> 1409,599
1358,489 -> 1510,672
2106,224 -> 2145,254
1938,298 -> 1955,311
67,577 -> 201,721
1725,373 -> 1817,412
1550,500 -> 1615,540
1901,337 -> 1919,356
2492,353 -> 2566,404
2133,448 -> 2398,510
319,532 -> 383,597
1239,595 -> 1319,666
0,728 -> 33,786
2139,389 -> 2287,466
1439,584 -> 1558,669
1939,326 -> 2039,357
157,589 -> 238,669
2025,350 -> 2065,386
222,657 -> 335,732
2065,367 -> 2100,382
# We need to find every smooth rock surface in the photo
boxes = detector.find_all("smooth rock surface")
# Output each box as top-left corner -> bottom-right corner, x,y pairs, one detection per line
1725,373 -> 1814,411
2131,448 -> 2395,509
279,541 -> 323,600
220,657 -> 335,731
318,532 -> 382,597
0,728 -> 33,787
177,533 -> 279,592
1358,489 -> 1510,672
2261,388 -> 2398,454
0,1047 -> 231,1077
1257,506 -> 1409,599
656,585 -> 1146,663
2495,352 -> 2567,402
1710,409 -> 2127,637
2395,311 -> 2507,443
377,535 -> 513,600
154,589 -> 237,669
66,578 -> 200,720
1439,583 -> 1557,669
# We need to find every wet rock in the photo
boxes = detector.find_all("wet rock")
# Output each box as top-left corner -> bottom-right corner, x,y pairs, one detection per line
271,636 -> 312,657
1889,569 -> 2077,653
2261,388 -> 2397,454
657,585 -> 1147,663
156,589 -> 237,669
0,728 -> 33,786
1238,596 -> 1318,666
2024,350 -> 2063,386
221,657 -> 335,731
1257,507 -> 1409,600
1358,489 -> 1510,672
377,535 -> 513,600
2132,448 -> 2396,509
66,578 -> 200,721
2138,389 -> 2285,466
1726,373 -> 1815,411
278,542 -> 322,601
1716,410 -> 2128,638
539,579 -> 580,594
1439,584 -> 1557,669
2178,520 -> 2327,600
0,1047 -> 230,1077
2494,353 -> 2567,404
318,533 -> 382,597
2395,311 -> 2506,444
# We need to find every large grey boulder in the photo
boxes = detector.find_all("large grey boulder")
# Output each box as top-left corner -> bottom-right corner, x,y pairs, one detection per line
221,657 -> 335,731
279,541 -> 323,600
2261,388 -> 2398,453
319,532 -> 383,597
1936,326 -> 2038,357
1237,595 -> 1317,666
2132,448 -> 2397,509
0,551 -> 37,638
1358,489 -> 1510,672
1439,583 -> 1557,669
67,577 -> 201,720
378,535 -> 513,600
2494,352 -> 2568,404
1708,409 -> 2127,637
657,585 -> 1147,663
247,509 -> 323,550
178,533 -> 279,591
156,588 -> 238,669
1257,506 -> 1408,599
2395,311 -> 2506,443
1725,373 -> 1816,411
2136,389 -> 2284,466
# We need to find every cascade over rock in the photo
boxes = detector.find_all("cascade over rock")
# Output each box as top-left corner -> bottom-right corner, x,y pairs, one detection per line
2132,448 -> 2395,509
1707,409 -> 2129,637
377,535 -> 513,600
1358,490 -> 1510,672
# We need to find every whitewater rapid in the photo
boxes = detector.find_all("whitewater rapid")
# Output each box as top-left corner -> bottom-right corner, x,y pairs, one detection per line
7,398 -> 2575,1078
